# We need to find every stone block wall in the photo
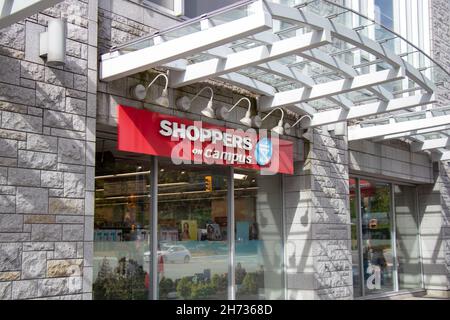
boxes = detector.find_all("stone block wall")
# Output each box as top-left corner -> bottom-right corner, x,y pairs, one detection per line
430,0 -> 450,293
441,164 -> 450,291
430,0 -> 450,107
284,128 -> 352,300
0,0 -> 98,300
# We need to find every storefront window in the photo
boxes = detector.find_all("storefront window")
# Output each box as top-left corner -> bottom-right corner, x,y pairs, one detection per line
360,180 -> 394,294
94,114 -> 292,301
93,134 -> 152,300
394,185 -> 422,290
234,170 -> 284,300
157,159 -> 229,300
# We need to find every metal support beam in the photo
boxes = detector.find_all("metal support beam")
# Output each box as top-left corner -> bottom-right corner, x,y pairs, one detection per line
298,49 -> 357,77
205,37 -> 379,114
438,151 -> 450,161
100,6 -> 273,81
169,29 -> 331,87
260,68 -> 405,110
375,125 -> 450,142
217,73 -> 276,96
266,1 -> 436,93
256,61 -> 316,88
410,137 -> 450,153
207,32 -> 391,103
305,94 -> 435,128
349,112 -> 450,141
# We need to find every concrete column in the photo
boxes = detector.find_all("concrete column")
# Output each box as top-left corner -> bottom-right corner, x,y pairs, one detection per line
284,128 -> 352,300
438,163 -> 450,294
417,162 -> 449,297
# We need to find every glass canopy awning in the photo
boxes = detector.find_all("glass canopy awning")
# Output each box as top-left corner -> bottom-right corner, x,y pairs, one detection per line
99,0 -> 450,160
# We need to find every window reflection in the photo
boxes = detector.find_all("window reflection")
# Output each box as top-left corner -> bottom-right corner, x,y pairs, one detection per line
350,178 -> 423,297
360,180 -> 394,294
394,185 -> 421,289
157,159 -> 228,300
375,0 -> 394,29
93,139 -> 152,300
234,171 -> 284,300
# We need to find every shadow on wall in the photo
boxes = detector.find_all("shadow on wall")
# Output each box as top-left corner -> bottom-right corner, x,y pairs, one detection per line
285,130 -> 352,300
417,162 -> 448,290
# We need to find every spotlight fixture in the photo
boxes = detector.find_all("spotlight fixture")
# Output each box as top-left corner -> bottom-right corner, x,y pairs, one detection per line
291,115 -> 312,129
130,73 -> 169,107
289,115 -> 313,140
217,97 -> 262,128
175,86 -> 215,116
260,108 -> 290,135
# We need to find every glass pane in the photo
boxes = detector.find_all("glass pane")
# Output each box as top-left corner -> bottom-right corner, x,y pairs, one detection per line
374,0 -> 394,29
394,185 -> 422,290
147,0 -> 174,10
157,159 -> 228,300
360,180 -> 394,294
234,170 -> 284,300
209,3 -> 253,25
349,178 -> 362,297
93,135 -> 152,300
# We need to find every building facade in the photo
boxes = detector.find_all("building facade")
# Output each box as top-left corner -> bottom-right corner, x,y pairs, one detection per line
0,0 -> 448,300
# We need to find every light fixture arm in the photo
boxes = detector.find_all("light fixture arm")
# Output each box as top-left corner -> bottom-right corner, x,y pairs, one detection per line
291,115 -> 312,128
190,86 -> 214,104
145,73 -> 169,91
227,97 -> 252,113
261,108 -> 285,122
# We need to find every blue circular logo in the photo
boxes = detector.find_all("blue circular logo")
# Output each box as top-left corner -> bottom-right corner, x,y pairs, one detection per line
255,138 -> 273,166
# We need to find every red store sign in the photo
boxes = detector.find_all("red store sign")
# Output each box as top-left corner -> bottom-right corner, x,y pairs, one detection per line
118,105 -> 294,174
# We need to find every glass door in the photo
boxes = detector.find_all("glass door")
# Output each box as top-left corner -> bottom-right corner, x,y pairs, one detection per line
394,185 -> 422,290
360,180 -> 394,294
350,177 -> 423,298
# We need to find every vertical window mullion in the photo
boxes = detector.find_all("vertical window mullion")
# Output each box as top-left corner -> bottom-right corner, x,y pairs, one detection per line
391,183 -> 399,292
227,166 -> 235,300
355,178 -> 366,297
416,186 -> 425,289
150,156 -> 159,300
281,173 -> 287,300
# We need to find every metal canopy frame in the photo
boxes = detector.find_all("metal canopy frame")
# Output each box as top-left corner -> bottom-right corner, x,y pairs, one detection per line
0,0 -> 63,29
349,106 -> 450,161
100,0 -> 449,160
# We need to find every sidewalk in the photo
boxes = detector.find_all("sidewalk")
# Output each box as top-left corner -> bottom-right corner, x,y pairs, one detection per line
388,295 -> 450,300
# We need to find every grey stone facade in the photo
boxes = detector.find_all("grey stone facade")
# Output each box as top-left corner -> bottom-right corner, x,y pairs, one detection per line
430,0 -> 450,293
430,0 -> 450,107
0,0 -> 97,300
